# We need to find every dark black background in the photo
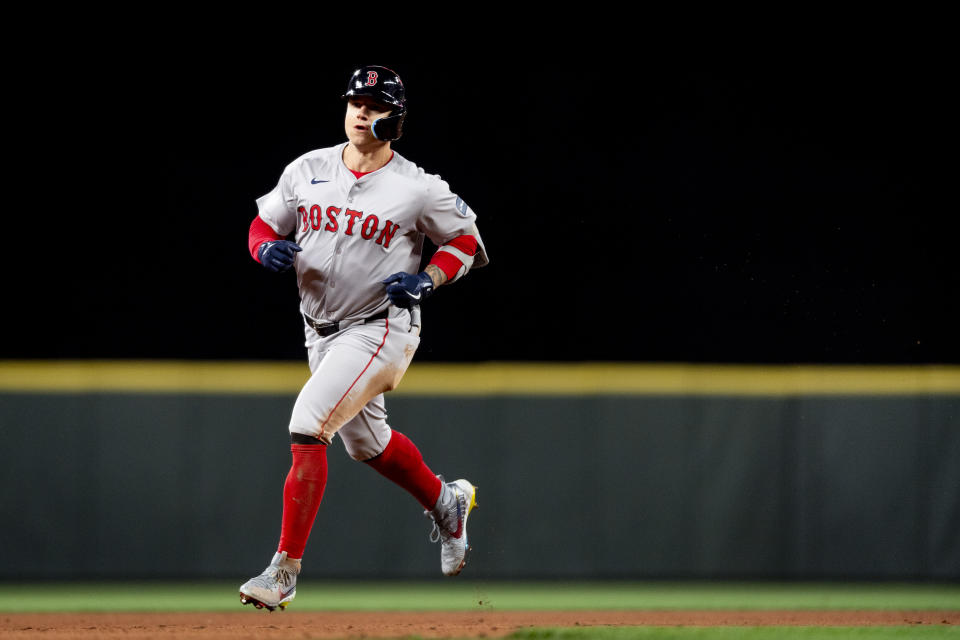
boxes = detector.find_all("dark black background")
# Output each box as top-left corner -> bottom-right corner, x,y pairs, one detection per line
6,45 -> 955,363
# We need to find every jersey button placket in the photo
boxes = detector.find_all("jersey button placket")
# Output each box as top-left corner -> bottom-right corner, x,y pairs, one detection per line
332,185 -> 359,283
342,187 -> 354,250
328,178 -> 354,297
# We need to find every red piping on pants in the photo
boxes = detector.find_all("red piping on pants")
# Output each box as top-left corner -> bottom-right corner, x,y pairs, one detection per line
318,318 -> 390,439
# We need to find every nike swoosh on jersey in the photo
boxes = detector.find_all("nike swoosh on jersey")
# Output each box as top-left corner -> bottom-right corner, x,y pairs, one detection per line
311,178 -> 329,184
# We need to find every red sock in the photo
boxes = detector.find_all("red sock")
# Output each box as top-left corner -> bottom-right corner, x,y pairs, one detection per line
277,443 -> 328,559
365,430 -> 442,510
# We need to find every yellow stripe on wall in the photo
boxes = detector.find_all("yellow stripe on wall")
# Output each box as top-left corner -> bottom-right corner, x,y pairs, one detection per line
1,360 -> 960,396
0,360 -> 311,394
402,363 -> 960,396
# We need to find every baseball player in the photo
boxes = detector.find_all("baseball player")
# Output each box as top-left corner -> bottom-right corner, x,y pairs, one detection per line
239,65 -> 488,611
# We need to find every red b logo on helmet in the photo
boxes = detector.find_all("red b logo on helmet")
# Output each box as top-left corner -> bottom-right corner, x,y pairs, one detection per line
365,71 -> 378,86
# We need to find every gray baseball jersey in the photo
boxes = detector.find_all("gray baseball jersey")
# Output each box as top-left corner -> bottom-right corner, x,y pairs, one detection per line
256,142 -> 487,324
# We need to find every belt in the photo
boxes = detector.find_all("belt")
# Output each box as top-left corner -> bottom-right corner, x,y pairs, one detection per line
304,308 -> 390,338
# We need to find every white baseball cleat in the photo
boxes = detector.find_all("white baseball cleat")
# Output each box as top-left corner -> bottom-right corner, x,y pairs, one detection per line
239,551 -> 300,611
425,477 -> 478,576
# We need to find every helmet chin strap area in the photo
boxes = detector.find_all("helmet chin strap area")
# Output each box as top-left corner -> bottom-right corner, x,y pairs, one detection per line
372,110 -> 405,142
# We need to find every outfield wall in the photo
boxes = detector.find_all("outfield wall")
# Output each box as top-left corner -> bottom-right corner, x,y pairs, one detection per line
1,362 -> 958,579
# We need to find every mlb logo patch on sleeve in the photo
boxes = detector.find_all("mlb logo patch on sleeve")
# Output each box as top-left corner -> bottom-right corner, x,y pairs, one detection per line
455,197 -> 469,217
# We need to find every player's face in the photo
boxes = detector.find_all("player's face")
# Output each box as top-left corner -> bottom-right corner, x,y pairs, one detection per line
345,96 -> 392,145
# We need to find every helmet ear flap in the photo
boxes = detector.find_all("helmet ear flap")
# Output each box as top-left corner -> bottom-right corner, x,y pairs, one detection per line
372,109 -> 406,141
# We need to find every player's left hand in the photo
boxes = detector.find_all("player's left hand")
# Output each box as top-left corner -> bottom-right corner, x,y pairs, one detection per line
382,271 -> 434,308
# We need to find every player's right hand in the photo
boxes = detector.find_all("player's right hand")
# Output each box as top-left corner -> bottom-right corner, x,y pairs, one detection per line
258,240 -> 302,273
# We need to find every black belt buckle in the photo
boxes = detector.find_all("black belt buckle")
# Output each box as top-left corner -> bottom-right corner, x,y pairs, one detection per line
307,309 -> 389,337
311,320 -> 340,337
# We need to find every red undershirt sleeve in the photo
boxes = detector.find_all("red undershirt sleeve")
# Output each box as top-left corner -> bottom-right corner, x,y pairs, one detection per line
428,234 -> 479,281
249,215 -> 283,263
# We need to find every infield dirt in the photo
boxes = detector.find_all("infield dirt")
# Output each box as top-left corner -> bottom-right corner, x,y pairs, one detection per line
2,610 -> 958,639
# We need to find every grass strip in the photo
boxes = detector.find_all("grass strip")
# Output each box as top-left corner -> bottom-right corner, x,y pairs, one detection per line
1,581 -> 958,613
503,628 -> 959,639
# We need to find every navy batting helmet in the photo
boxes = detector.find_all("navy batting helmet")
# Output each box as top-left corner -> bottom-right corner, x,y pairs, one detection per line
343,65 -> 406,141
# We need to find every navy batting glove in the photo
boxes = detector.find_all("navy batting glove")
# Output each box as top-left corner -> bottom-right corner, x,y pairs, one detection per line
382,271 -> 434,308
258,240 -> 302,273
